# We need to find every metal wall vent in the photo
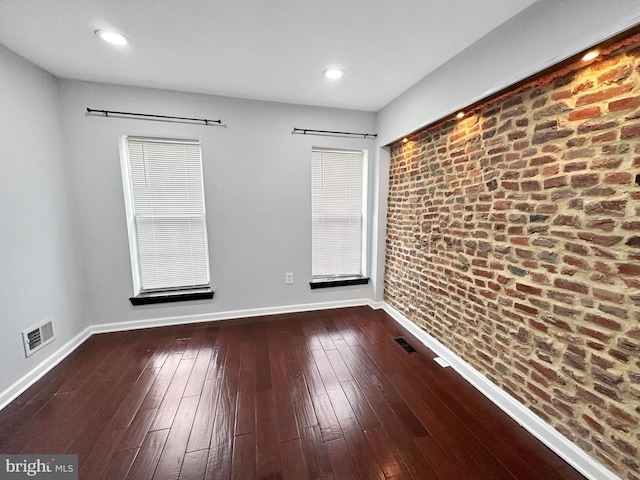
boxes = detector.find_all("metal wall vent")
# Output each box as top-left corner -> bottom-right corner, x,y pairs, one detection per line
393,337 -> 416,354
22,318 -> 55,357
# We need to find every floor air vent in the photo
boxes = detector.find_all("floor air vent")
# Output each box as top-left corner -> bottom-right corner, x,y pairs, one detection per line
22,318 -> 55,357
393,337 -> 416,354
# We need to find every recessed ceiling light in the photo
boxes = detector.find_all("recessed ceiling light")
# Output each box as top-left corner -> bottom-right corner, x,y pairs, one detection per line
323,69 -> 345,80
95,29 -> 128,46
582,50 -> 599,62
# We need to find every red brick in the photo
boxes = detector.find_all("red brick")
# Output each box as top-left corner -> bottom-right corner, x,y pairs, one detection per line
576,85 -> 633,106
585,313 -> 622,331
591,157 -> 623,169
603,172 -> 632,184
584,200 -> 627,215
591,132 -> 617,143
577,121 -> 618,134
597,64 -> 632,84
554,278 -> 588,294
565,242 -> 588,255
622,221 -> 640,230
609,95 -> 640,112
571,173 -> 599,188
618,263 -> 640,275
515,303 -> 538,316
532,129 -> 573,145
577,232 -> 623,246
543,176 -> 568,189
521,180 -> 541,192
568,106 -> 601,121
586,219 -> 615,231
530,155 -> 556,166
621,124 -> 640,139
564,255 -> 589,269
593,288 -> 624,304
516,283 -> 542,296
510,237 -> 529,246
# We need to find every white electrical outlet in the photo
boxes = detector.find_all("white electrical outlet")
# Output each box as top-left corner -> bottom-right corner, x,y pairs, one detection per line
285,272 -> 294,285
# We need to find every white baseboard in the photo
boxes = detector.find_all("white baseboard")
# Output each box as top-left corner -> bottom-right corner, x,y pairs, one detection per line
382,302 -> 621,480
0,298 -> 371,411
0,326 -> 93,412
92,298 -> 373,334
368,300 -> 385,309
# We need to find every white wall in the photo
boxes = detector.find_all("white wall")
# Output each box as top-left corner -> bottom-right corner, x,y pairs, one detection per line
377,0 -> 640,145
0,45 -> 87,393
58,80 -> 377,326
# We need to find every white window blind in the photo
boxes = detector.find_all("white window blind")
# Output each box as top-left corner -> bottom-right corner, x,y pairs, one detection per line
123,137 -> 210,293
312,148 -> 365,278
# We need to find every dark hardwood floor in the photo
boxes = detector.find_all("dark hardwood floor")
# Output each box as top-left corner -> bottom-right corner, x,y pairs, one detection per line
0,307 -> 586,479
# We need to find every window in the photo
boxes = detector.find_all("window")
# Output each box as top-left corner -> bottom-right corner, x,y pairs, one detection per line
311,148 -> 369,289
119,136 -> 212,304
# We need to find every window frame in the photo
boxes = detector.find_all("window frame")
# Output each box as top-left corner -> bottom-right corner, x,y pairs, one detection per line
118,134 -> 213,304
310,147 -> 369,289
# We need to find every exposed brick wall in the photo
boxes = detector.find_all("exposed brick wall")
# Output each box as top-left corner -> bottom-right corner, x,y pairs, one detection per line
385,36 -> 640,479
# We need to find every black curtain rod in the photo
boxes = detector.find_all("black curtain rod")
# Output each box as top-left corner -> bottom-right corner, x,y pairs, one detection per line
292,127 -> 377,139
86,108 -> 222,126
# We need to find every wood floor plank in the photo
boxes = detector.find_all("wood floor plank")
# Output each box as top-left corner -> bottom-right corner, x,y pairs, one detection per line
268,332 -> 300,442
324,385 -> 386,480
231,433 -> 256,480
118,408 -> 158,451
235,368 -> 256,435
154,395 -> 200,480
153,396 -> 199,480
280,438 -> 310,480
340,379 -> 381,431
100,448 -> 138,480
255,389 -> 283,479
365,427 -> 412,479
325,438 -> 360,480
294,334 -> 315,365
150,358 -> 196,431
205,367 -> 239,480
310,349 -> 341,391
324,348 -> 353,383
205,345 -> 228,380
299,424 -> 333,480
186,377 -> 223,452
126,429 -> 170,480
78,426 -> 128,480
183,346 -> 214,398
302,362 -> 343,442
414,434 -> 470,480
141,352 -> 184,411
239,339 -> 256,371
178,449 -> 208,480
288,370 -> 319,429
108,366 -> 161,429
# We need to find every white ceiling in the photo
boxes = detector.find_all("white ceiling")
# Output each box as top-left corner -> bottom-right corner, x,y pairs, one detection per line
0,0 -> 538,112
